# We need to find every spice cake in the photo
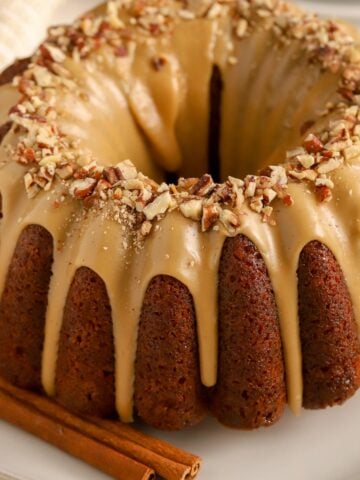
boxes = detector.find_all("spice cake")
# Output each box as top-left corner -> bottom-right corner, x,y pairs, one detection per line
0,0 -> 359,431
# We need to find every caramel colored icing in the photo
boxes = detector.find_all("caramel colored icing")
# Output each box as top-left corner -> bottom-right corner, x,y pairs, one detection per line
0,0 -> 360,422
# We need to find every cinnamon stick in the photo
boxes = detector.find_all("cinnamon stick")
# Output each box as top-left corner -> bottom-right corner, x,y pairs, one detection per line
0,386 -> 153,480
95,419 -> 201,478
0,377 -> 201,479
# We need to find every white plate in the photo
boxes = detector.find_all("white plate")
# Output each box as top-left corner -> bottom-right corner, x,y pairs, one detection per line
1,1 -> 360,479
1,395 -> 360,480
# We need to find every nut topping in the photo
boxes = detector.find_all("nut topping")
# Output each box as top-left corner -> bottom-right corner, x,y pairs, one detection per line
316,185 -> 333,202
70,178 -> 97,199
304,134 -> 324,153
316,157 -> 343,174
115,159 -> 138,180
143,191 -> 172,220
297,154 -> 315,169
201,204 -> 220,232
104,166 -> 120,185
190,174 -> 215,196
179,199 -> 203,221
3,0 -> 360,240
236,18 -> 248,39
220,209 -> 239,232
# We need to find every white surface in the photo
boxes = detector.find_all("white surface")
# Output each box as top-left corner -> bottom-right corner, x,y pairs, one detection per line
2,395 -> 360,480
0,0 -> 62,70
0,1 -> 360,479
299,1 -> 360,26
1,0 -> 359,71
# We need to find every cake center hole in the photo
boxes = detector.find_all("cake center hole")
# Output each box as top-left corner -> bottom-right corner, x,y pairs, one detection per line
165,64 -> 275,184
208,65 -> 223,183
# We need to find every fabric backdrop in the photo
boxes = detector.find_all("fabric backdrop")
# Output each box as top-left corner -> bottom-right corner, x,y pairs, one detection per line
0,0 -> 359,70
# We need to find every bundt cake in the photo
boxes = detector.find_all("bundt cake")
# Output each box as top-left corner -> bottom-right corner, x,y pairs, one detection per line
0,0 -> 360,431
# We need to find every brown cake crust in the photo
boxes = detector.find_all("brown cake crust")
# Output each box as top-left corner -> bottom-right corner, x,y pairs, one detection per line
210,235 -> 286,429
0,58 -> 30,87
55,267 -> 116,417
134,275 -> 205,430
0,224 -> 53,389
298,241 -> 360,408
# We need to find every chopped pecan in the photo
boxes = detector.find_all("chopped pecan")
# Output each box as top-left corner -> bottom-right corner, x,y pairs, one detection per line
297,154 -> 315,169
70,177 -> 97,199
190,174 -> 215,196
344,144 -> 360,161
244,176 -> 256,198
41,43 -> 66,63
113,188 -> 123,200
201,204 -> 219,231
316,185 -> 333,202
143,191 -> 172,220
282,194 -> 294,207
249,196 -> 263,213
22,147 -> 36,164
214,182 -> 234,204
179,199 -> 203,221
157,182 -> 169,193
140,220 -> 153,236
256,175 -> 275,189
122,178 -> 144,190
104,166 -> 120,185
304,134 -> 324,154
96,179 -> 112,200
236,18 -> 248,38
316,157 -> 342,174
219,209 -> 239,232
315,177 -> 334,189
289,169 -> 306,181
263,188 -> 277,204
24,172 -> 40,198
115,159 -> 137,180
177,177 -> 199,191
56,163 -> 74,180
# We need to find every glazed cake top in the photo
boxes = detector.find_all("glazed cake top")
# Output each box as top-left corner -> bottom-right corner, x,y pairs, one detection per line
0,0 -> 360,240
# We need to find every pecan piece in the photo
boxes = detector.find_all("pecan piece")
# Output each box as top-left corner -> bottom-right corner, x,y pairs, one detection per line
24,172 -> 40,199
201,204 -> 219,231
143,191 -> 172,220
179,199 -> 203,221
104,166 -> 120,185
282,194 -> 294,207
115,159 -> 137,180
56,163 -> 74,180
304,134 -> 324,154
190,174 -> 215,196
316,185 -> 332,202
316,157 -> 342,174
219,209 -> 239,232
70,177 -> 97,199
